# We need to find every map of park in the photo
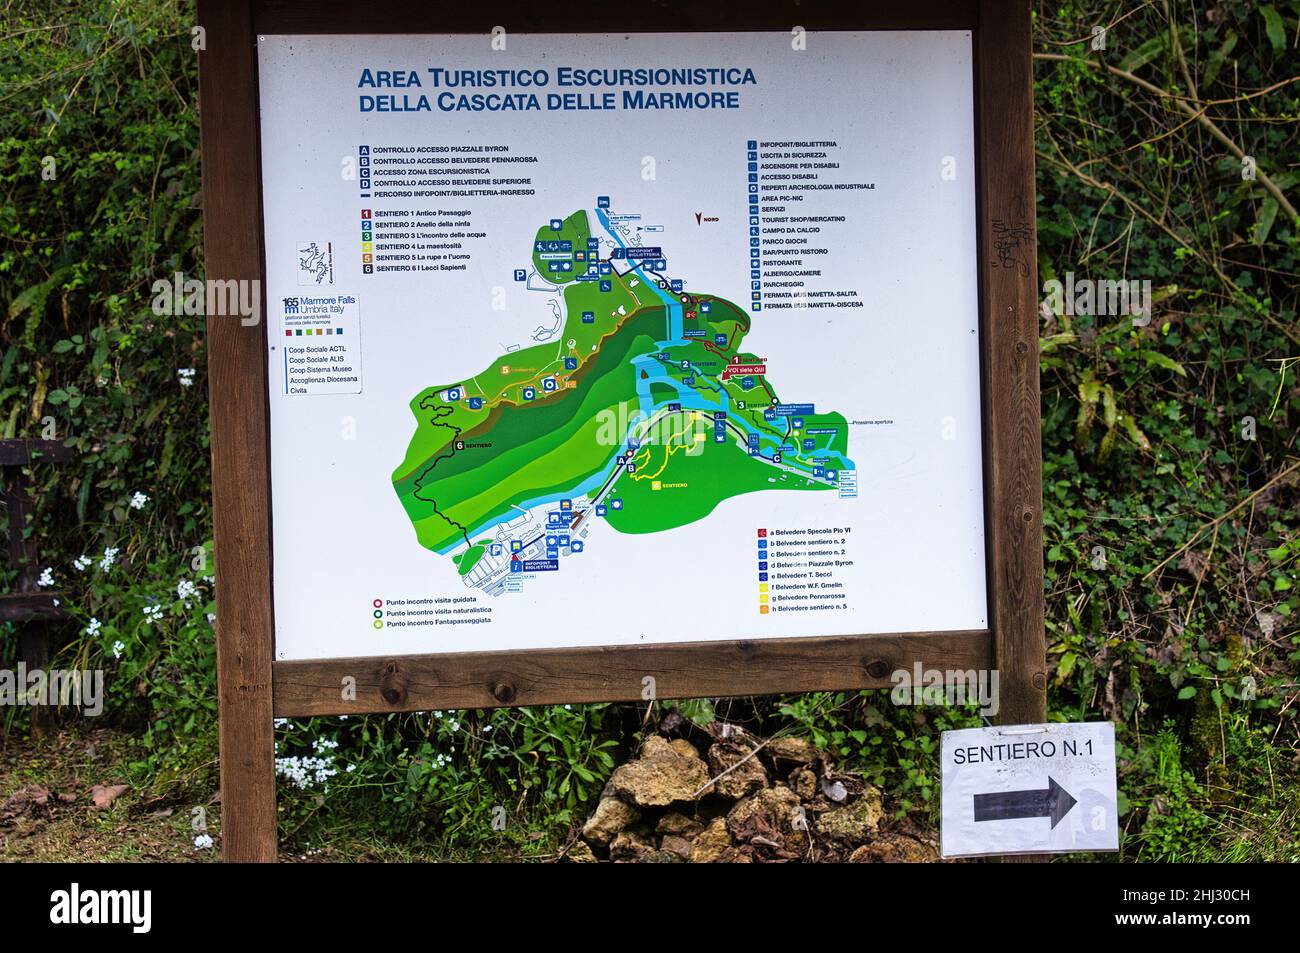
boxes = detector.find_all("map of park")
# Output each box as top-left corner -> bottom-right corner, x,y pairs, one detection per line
391,203 -> 856,596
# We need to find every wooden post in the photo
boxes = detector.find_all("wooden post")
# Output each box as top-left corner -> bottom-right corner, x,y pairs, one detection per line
978,0 -> 1048,862
198,0 -> 278,862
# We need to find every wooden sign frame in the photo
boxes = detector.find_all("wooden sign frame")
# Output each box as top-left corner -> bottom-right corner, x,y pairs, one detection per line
199,0 -> 1044,862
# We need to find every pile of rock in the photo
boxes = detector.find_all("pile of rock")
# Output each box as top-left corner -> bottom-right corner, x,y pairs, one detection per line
570,728 -> 938,863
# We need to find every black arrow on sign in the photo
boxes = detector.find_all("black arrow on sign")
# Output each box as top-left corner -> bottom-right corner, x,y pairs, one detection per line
973,777 -> 1077,829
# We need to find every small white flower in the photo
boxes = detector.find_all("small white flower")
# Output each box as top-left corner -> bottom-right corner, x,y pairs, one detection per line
177,578 -> 198,602
178,368 -> 197,387
193,833 -> 214,850
99,546 -> 120,571
142,603 -> 164,624
129,492 -> 149,510
36,567 -> 54,588
206,612 -> 216,625
85,617 -> 102,637
73,555 -> 92,571
112,639 -> 124,659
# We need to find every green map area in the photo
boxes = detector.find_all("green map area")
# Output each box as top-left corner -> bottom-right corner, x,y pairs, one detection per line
392,206 -> 854,592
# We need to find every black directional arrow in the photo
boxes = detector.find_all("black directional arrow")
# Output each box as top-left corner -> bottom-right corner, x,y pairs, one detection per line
973,777 -> 1077,829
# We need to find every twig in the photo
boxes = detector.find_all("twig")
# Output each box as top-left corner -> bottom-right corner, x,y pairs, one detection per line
1034,52 -> 1299,220
1144,458 -> 1300,580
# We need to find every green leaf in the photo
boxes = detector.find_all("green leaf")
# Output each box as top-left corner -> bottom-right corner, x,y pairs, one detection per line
1260,5 -> 1287,53
1177,685 -> 1197,700
1119,34 -> 1168,73
1253,197 -> 1279,246
1141,350 -> 1188,377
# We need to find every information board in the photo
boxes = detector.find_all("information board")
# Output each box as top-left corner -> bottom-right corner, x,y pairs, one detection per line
255,31 -> 987,660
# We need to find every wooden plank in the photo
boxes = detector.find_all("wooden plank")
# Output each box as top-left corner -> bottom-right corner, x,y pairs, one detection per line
976,0 -> 1046,728
0,439 -> 75,466
273,630 -> 992,716
254,0 -> 978,34
198,0 -> 278,863
0,593 -> 69,622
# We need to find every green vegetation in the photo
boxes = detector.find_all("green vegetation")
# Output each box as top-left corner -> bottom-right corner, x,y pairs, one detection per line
0,1 -> 1296,861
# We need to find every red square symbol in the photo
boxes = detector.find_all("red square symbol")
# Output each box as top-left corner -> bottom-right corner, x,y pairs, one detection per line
757,528 -> 767,538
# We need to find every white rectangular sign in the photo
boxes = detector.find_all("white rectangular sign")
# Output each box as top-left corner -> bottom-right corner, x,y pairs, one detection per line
256,31 -> 987,661
941,722 -> 1120,858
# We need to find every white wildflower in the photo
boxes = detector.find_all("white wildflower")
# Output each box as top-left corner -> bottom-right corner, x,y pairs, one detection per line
193,833 -> 214,850
178,368 -> 196,388
142,603 -> 164,624
129,491 -> 149,510
73,554 -> 92,571
85,617 -> 102,637
36,567 -> 54,588
112,639 -> 124,659
99,546 -> 120,571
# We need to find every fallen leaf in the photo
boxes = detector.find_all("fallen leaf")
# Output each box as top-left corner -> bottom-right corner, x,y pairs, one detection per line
90,784 -> 128,809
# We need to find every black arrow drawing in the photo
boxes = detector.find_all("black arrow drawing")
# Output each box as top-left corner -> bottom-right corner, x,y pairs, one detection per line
973,777 -> 1077,829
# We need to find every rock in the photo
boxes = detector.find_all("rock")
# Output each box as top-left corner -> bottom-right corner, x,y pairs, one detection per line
848,834 -> 938,863
707,741 -> 769,799
659,834 -> 695,860
609,828 -> 653,861
690,817 -> 733,863
821,778 -> 848,803
581,796 -> 640,846
567,841 -> 598,863
668,738 -> 700,759
818,786 -> 883,842
727,785 -> 802,840
789,767 -> 817,800
656,811 -> 700,835
642,849 -> 684,863
609,735 -> 712,807
765,736 -> 819,764
718,846 -> 754,863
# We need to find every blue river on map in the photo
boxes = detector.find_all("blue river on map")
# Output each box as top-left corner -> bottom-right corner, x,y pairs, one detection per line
437,207 -> 852,554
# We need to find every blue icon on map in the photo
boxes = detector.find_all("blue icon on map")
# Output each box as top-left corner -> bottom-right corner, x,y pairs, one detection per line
514,269 -> 527,281
550,219 -> 563,230
469,397 -> 483,410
